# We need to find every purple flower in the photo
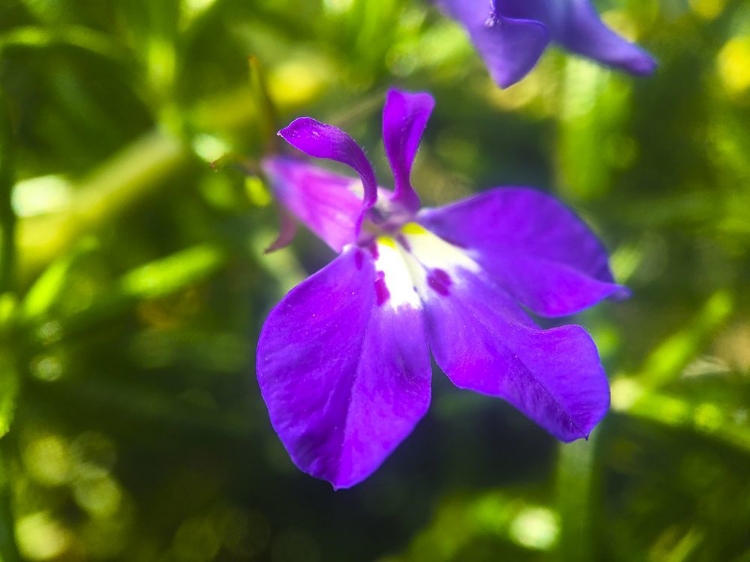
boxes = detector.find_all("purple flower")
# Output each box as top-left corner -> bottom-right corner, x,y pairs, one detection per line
435,0 -> 657,88
258,89 -> 626,489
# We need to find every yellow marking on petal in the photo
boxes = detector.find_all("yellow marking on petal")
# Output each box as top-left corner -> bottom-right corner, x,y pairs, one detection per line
401,222 -> 429,236
401,225 -> 480,275
376,236 -> 397,249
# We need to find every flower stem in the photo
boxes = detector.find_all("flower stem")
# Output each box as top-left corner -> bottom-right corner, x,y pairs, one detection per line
555,431 -> 600,562
0,438 -> 20,562
0,90 -> 15,294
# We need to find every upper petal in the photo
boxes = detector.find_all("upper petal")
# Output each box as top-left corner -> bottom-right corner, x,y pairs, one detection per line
494,0 -> 656,75
399,225 -> 610,441
278,117 -> 379,233
418,188 -> 628,317
436,0 -> 550,88
261,156 -> 362,253
382,89 -> 435,212
256,245 -> 431,489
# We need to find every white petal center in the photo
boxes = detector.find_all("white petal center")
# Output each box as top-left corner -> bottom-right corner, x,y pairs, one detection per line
372,223 -> 480,307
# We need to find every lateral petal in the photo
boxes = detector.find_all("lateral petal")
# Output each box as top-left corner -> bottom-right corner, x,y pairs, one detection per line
261,156 -> 363,253
400,225 -> 609,441
418,188 -> 628,317
256,246 -> 430,489
382,89 -> 435,212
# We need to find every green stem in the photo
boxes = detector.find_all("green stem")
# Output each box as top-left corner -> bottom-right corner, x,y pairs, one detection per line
249,56 -> 281,154
14,75 -> 307,285
0,437 -> 20,562
0,90 -> 15,294
556,430 -> 600,562
0,93 -> 21,562
17,129 -> 187,283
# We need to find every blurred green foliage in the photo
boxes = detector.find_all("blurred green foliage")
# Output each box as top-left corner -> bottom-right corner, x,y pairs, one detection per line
0,0 -> 749,560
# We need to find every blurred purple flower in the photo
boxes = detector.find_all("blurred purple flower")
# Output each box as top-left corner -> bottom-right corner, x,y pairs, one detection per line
258,89 -> 626,489
435,0 -> 656,88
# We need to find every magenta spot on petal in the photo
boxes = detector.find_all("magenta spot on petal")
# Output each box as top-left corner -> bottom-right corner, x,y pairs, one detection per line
374,271 -> 390,306
368,243 -> 379,260
427,268 -> 452,296
354,250 -> 364,270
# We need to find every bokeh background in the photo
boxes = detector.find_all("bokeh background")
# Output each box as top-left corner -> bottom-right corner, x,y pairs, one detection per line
1,0 -> 749,560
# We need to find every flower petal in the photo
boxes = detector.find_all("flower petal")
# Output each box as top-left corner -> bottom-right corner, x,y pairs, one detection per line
436,0 -> 549,88
382,89 -> 435,212
399,225 -> 609,441
257,246 -> 431,489
428,285 -> 610,442
264,203 -> 298,253
278,117 -> 379,228
554,0 -> 656,75
418,188 -> 628,317
261,156 -> 363,252
494,0 -> 656,75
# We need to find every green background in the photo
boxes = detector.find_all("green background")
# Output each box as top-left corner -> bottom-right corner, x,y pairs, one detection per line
1,0 -> 749,560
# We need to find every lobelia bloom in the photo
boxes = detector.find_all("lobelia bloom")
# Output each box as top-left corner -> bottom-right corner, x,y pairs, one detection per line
435,0 -> 657,88
257,89 -> 627,489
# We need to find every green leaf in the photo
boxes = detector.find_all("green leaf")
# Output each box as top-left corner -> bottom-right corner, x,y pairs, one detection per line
0,351 -> 18,439
20,238 -> 99,323
48,243 -> 228,338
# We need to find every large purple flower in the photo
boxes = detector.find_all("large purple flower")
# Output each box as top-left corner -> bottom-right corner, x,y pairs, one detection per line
258,89 -> 626,489
436,0 -> 657,88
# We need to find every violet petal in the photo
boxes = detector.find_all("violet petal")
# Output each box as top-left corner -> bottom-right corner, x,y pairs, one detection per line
261,156 -> 363,253
436,0 -> 549,88
257,246 -> 431,489
278,117 -> 379,232
264,203 -> 298,254
494,0 -> 656,75
399,224 -> 610,441
551,0 -> 657,75
426,267 -> 609,441
382,89 -> 435,212
418,188 -> 628,317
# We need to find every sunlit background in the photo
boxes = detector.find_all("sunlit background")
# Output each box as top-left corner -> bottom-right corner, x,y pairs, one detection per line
1,0 -> 749,560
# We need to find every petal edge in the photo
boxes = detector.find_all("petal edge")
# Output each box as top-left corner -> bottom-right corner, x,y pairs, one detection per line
257,247 -> 431,488
418,188 -> 627,317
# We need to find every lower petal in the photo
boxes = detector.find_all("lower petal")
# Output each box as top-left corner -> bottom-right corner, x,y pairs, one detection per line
257,247 -> 431,489
400,228 -> 610,441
